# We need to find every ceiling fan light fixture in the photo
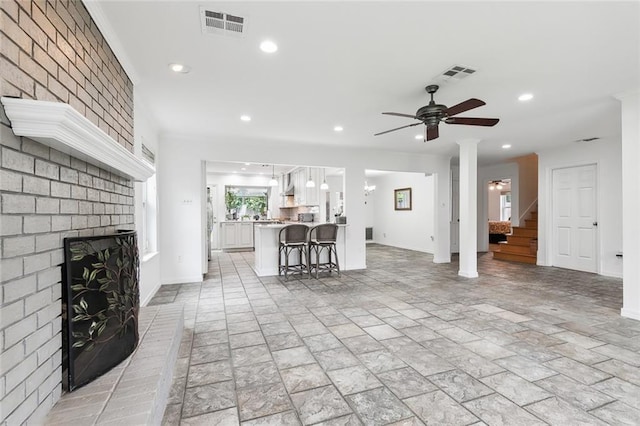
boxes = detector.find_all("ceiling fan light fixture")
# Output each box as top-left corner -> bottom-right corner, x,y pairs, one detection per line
320,169 -> 329,190
306,167 -> 315,188
269,164 -> 278,186
376,85 -> 499,140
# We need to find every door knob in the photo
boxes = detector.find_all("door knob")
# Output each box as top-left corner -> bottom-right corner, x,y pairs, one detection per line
593,222 -> 598,226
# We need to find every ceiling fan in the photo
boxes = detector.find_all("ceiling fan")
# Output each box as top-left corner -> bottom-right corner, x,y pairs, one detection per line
375,85 -> 499,141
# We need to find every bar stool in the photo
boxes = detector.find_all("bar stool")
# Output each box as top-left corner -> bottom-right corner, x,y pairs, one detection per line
278,224 -> 309,280
307,224 -> 340,279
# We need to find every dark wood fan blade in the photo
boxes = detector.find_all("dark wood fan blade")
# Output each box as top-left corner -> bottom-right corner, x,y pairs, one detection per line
445,98 -> 485,117
445,117 -> 499,127
374,122 -> 421,136
382,112 -> 419,119
426,126 -> 439,141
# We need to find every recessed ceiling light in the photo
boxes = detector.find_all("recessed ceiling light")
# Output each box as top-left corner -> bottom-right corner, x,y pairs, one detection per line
518,93 -> 533,101
334,126 -> 343,132
169,63 -> 190,73
240,115 -> 251,122
241,167 -> 246,171
415,134 -> 422,140
244,162 -> 251,165
260,40 -> 278,53
502,144 -> 512,149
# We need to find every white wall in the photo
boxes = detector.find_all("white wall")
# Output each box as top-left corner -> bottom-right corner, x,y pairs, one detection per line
537,137 -> 623,278
369,172 -> 435,253
158,141 -> 204,284
158,134 -> 452,284
133,93 -> 161,305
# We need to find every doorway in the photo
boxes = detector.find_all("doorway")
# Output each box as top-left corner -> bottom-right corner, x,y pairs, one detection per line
552,164 -> 598,273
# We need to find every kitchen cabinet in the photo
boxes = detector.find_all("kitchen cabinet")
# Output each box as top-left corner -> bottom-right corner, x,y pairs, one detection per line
292,167 -> 321,206
295,168 -> 306,206
221,222 -> 254,249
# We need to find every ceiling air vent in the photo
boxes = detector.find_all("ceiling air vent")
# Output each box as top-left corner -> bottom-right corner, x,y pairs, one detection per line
201,7 -> 247,37
575,137 -> 601,142
433,65 -> 477,84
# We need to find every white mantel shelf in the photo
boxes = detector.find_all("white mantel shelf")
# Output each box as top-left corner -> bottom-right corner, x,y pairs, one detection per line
1,97 -> 154,181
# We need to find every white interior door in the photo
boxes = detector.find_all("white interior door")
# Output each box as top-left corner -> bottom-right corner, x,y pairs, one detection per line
552,164 -> 597,272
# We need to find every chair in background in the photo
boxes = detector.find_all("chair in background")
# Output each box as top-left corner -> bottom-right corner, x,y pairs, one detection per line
307,224 -> 340,279
278,224 -> 309,280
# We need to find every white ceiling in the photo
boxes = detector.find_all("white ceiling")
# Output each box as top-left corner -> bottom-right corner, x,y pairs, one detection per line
95,1 -> 639,165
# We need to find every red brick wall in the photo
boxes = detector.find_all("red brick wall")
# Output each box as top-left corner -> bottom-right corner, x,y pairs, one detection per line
0,0 -> 134,152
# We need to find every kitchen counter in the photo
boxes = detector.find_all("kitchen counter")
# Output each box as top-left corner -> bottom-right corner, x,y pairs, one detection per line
220,220 -> 282,224
253,223 -> 347,277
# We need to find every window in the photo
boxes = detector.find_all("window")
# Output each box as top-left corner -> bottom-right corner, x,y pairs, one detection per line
500,192 -> 511,221
141,174 -> 157,254
225,186 -> 268,220
140,143 -> 157,255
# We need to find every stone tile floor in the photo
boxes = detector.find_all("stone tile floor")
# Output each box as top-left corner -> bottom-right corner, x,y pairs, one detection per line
152,244 -> 640,425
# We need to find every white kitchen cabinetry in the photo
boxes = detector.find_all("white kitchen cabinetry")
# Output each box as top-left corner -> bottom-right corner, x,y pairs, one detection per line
221,222 -> 254,249
295,168 -> 306,206
292,167 -> 322,206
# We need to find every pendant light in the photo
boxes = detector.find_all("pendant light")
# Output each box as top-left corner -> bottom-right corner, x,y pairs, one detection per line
305,167 -> 315,188
268,164 -> 278,186
320,168 -> 329,190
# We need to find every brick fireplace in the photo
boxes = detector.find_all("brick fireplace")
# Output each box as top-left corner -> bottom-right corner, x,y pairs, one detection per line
0,1 -> 148,423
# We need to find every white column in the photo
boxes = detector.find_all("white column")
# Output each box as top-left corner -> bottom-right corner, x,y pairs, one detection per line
457,139 -> 480,278
617,90 -> 640,320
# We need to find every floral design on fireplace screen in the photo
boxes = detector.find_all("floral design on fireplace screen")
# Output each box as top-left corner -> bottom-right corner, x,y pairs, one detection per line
62,231 -> 140,391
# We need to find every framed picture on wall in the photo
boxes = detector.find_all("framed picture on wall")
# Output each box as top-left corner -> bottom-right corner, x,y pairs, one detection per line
394,188 -> 412,211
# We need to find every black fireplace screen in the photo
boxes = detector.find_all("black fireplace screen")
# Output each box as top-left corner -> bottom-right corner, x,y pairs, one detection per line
62,230 -> 140,391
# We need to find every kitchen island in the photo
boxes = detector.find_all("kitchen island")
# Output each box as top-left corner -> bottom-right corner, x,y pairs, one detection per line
253,223 -> 346,277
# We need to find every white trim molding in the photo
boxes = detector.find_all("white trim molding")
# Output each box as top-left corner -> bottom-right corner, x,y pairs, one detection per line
82,0 -> 140,85
621,307 -> 640,321
1,97 -> 154,181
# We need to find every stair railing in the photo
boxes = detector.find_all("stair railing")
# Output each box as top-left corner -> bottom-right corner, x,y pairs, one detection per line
519,199 -> 538,223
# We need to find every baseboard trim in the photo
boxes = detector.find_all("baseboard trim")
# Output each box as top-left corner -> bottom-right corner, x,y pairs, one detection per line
458,270 -> 479,278
621,307 -> 640,321
161,276 -> 204,285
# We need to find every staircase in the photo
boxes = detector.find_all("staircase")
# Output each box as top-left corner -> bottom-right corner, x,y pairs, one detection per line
493,212 -> 538,264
